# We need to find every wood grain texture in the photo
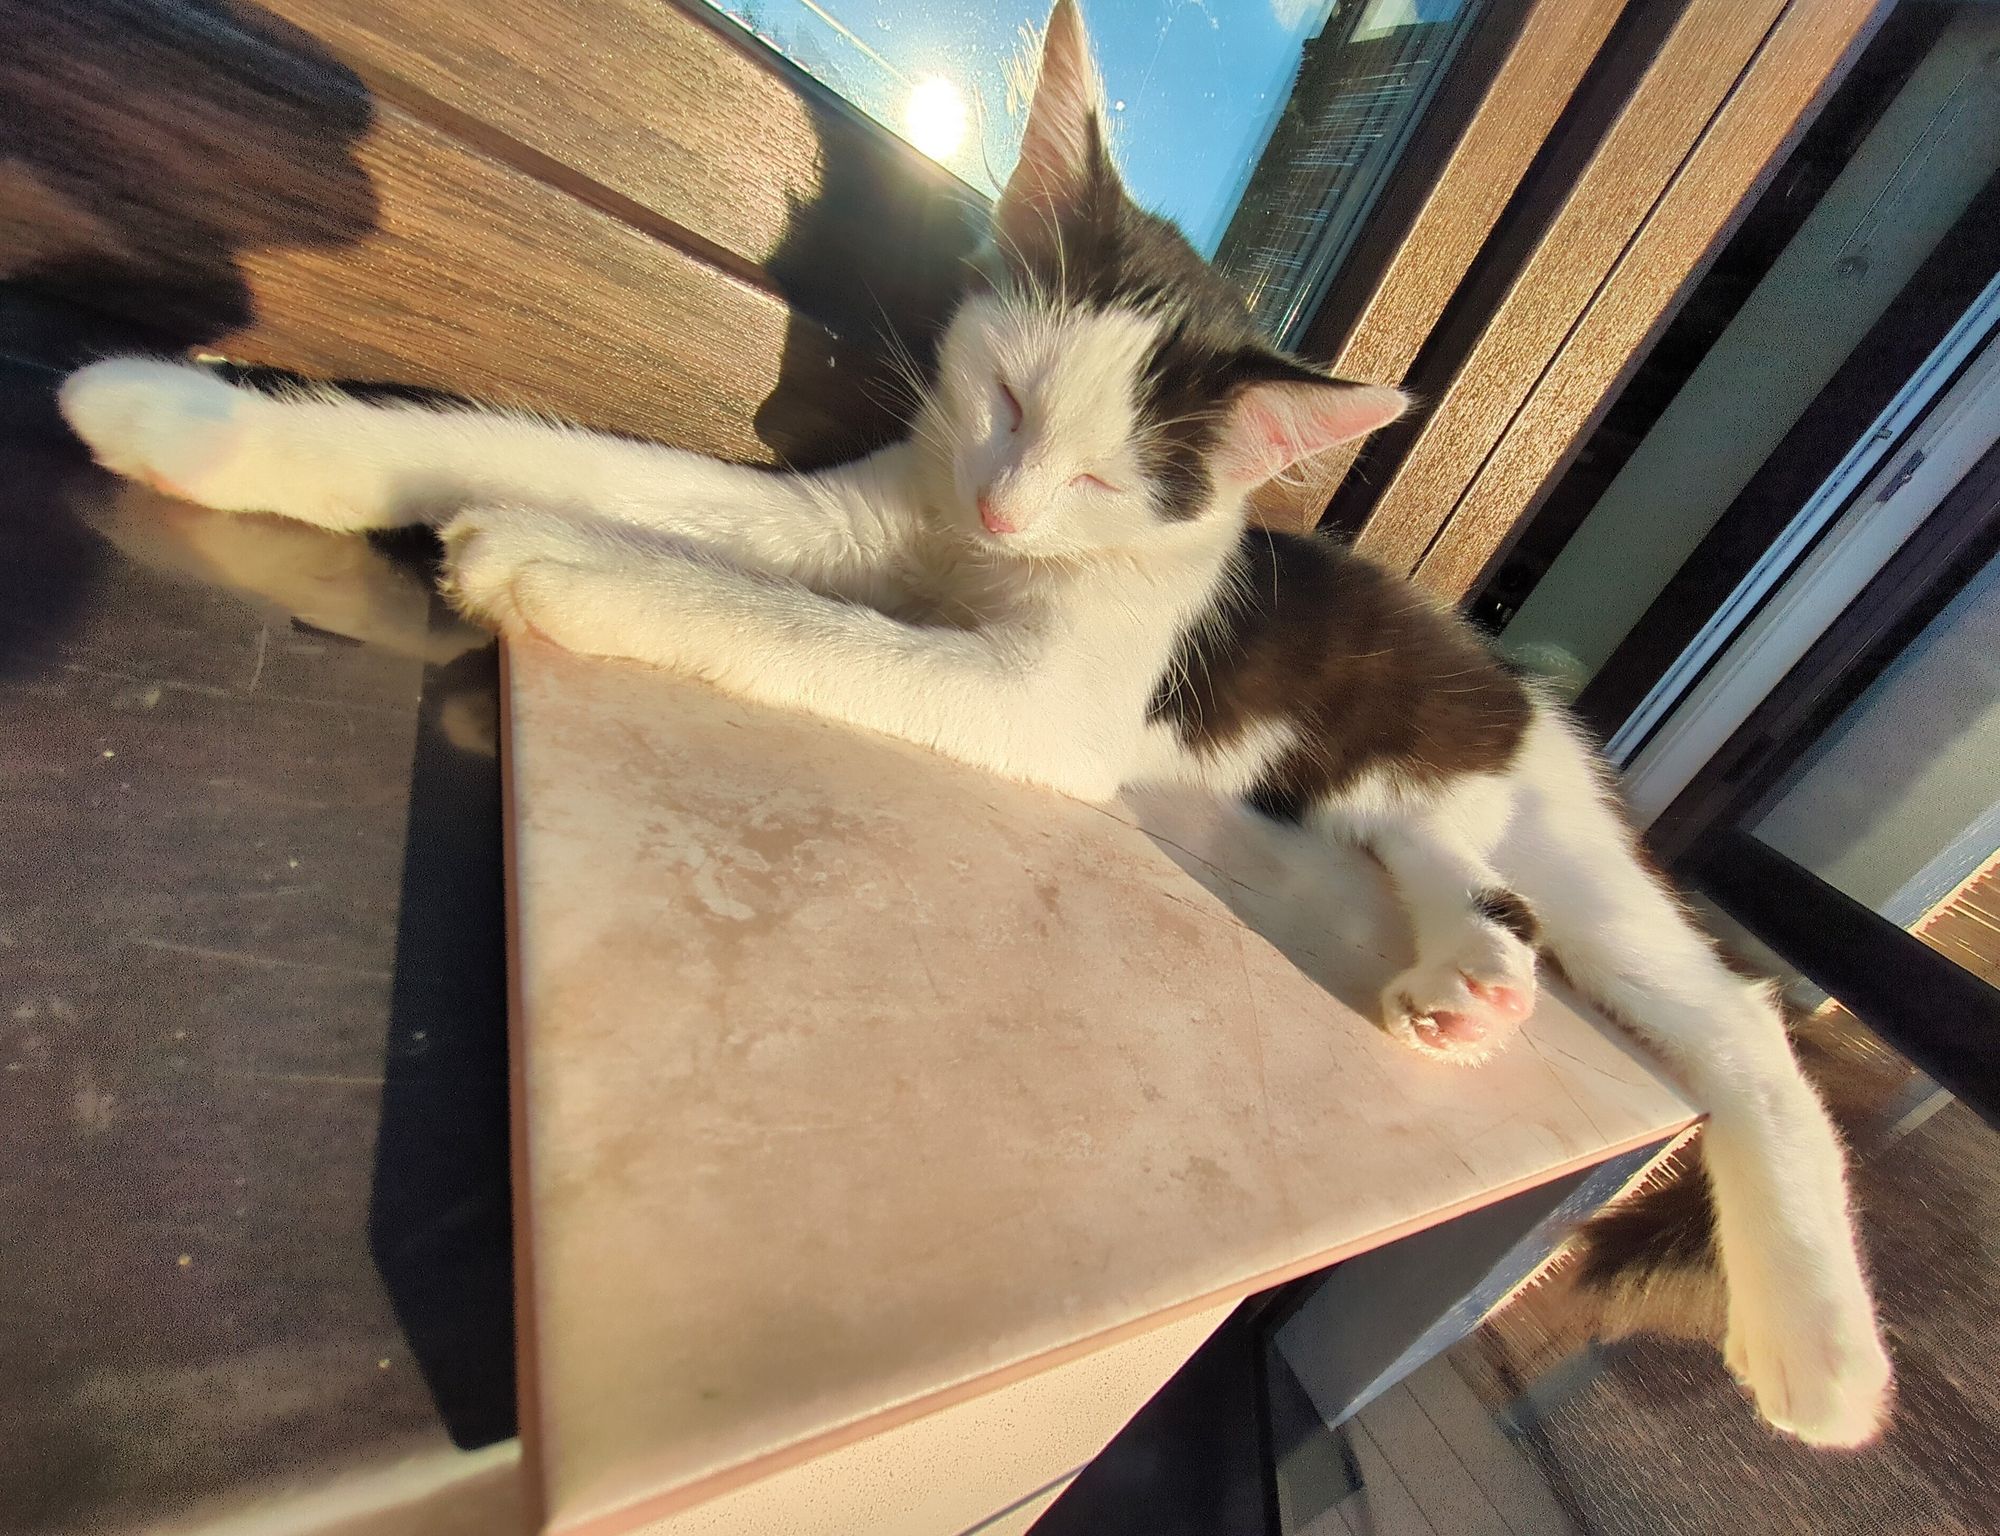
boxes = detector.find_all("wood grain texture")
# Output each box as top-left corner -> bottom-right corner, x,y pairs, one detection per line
259,0 -> 825,272
0,0 -> 380,339
1353,1382 -> 1514,1536
1333,1417 -> 1435,1536
1917,856 -> 2000,983
1403,1355 -> 1581,1535
218,99 -> 822,462
0,0 -> 889,464
1255,0 -> 1630,535
1410,0 -> 1888,599
251,0 -> 983,344
1352,0 -> 1797,575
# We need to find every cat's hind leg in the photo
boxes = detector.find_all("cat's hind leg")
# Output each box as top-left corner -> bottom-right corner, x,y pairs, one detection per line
1317,776 -> 1539,1064
1495,706 -> 1891,1447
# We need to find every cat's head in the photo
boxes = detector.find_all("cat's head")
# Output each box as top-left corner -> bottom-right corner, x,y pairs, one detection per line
917,0 -> 1406,559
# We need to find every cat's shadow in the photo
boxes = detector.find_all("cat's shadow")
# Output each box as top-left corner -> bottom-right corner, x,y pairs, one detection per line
1120,785 -> 1413,1024
744,44 -> 986,470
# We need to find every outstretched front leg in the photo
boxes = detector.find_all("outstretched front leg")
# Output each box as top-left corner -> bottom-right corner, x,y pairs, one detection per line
58,358 -> 906,586
442,505 -> 1121,802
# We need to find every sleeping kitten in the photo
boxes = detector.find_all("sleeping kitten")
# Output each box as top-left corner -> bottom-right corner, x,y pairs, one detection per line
57,0 -> 1889,1449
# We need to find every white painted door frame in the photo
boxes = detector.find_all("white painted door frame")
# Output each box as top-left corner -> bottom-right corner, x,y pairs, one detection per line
1610,275 -> 2000,824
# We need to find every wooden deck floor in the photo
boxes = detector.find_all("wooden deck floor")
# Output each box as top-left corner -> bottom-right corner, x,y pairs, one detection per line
1310,1356 -> 1579,1536
1916,854 -> 2000,988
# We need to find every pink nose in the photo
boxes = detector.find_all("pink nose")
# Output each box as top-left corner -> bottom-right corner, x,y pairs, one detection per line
978,493 -> 1018,535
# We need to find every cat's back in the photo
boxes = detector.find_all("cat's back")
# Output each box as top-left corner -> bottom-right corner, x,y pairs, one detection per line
1157,528 -> 1533,815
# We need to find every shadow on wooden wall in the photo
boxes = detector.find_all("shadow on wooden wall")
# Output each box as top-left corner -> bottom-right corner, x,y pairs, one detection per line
0,0 -> 380,686
1,0 -> 378,353
748,78 -> 984,468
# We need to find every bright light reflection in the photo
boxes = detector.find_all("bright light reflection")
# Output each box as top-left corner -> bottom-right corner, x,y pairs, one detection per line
904,75 -> 967,162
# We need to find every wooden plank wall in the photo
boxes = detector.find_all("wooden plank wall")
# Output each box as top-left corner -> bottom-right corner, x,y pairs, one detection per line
1342,0 -> 1887,598
1918,856 -> 2000,987
1257,0 -> 1629,535
0,0 -> 980,467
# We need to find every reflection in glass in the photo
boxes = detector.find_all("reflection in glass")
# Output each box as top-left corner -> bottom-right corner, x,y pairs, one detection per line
705,2 -> 1486,336
1215,0 -> 1484,343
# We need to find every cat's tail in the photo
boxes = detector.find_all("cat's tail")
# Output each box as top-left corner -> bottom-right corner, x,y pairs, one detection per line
1567,1138 -> 1728,1343
1494,706 -> 1892,1447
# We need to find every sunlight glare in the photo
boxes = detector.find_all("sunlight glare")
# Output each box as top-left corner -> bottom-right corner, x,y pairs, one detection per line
904,76 -> 968,162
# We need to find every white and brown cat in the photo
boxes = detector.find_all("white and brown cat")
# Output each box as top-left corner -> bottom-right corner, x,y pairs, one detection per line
57,0 -> 1890,1447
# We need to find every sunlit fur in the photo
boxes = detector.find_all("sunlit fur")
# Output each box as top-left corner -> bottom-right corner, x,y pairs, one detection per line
55,0 -> 1891,1453
918,292 -> 1171,557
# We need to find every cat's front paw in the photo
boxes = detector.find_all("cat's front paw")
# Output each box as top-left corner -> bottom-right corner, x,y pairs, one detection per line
438,508 -> 543,635
1726,1279 -> 1893,1447
439,505 -> 629,641
1381,920 -> 1537,1064
61,359 -> 259,505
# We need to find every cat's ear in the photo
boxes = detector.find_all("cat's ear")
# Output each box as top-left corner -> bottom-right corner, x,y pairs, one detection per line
998,2 -> 1107,242
1214,374 -> 1409,487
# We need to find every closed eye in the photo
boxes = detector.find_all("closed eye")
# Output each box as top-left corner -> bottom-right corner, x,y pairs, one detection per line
1069,472 -> 1121,494
997,380 -> 1023,434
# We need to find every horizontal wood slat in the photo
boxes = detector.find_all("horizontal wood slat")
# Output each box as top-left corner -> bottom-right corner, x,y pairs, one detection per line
0,0 -> 896,464
251,0 -> 982,346
1255,0 -> 1630,535
1351,0 -> 1799,576
1410,0 -> 1887,598
259,0 -> 827,276
1917,857 -> 2000,984
222,102 -> 828,461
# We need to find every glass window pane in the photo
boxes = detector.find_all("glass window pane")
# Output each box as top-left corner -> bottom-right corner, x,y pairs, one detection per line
704,1 -> 1489,339
1752,544 -> 2000,931
1491,4 -> 2000,697
1216,0 -> 1483,342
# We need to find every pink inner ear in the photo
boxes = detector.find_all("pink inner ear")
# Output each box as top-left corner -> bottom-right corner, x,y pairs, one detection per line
1254,408 -> 1295,462
1220,382 -> 1408,486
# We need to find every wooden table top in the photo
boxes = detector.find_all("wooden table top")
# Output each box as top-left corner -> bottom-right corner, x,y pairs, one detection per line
502,642 -> 1696,1535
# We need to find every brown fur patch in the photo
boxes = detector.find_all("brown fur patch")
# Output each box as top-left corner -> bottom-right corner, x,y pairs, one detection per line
1152,530 -> 1533,817
1474,887 -> 1541,946
1573,1145 -> 1719,1295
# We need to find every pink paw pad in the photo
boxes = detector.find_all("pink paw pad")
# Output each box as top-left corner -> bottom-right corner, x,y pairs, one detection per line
1462,975 -> 1533,1024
